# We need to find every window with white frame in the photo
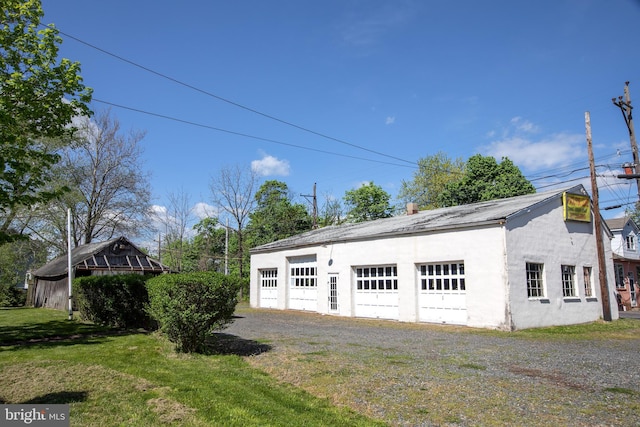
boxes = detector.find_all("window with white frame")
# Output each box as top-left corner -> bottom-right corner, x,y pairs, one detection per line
355,266 -> 397,290
260,269 -> 278,287
419,262 -> 466,291
626,234 -> 636,251
290,266 -> 317,287
583,266 -> 593,298
526,262 -> 545,298
561,265 -> 576,297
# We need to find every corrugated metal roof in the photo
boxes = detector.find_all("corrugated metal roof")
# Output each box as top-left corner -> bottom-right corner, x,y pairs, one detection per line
251,185 -> 587,253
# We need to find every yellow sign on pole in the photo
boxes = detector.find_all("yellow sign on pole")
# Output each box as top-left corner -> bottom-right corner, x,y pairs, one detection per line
563,192 -> 591,222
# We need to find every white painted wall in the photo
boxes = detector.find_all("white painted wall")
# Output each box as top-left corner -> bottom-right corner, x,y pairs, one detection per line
505,197 -> 618,329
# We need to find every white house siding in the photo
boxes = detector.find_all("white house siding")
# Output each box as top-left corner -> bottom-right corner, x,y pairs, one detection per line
505,197 -> 618,329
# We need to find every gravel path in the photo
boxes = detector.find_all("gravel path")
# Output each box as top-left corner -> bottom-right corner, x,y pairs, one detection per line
224,308 -> 640,427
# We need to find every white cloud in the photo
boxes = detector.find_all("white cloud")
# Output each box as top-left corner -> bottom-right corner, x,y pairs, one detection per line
192,202 -> 217,219
510,116 -> 539,134
251,154 -> 290,177
385,116 -> 396,125
481,132 -> 585,171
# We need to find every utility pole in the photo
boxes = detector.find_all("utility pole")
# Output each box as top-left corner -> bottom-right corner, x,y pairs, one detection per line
586,111 -> 612,321
302,183 -> 318,228
612,82 -> 640,204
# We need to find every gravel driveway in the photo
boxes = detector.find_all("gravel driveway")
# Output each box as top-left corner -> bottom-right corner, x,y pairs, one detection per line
224,307 -> 640,427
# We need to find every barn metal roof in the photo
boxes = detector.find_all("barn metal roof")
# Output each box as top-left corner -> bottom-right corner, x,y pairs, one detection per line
251,185 -> 590,253
32,236 -> 171,279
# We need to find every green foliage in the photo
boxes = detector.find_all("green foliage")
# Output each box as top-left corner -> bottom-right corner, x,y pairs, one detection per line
0,239 -> 47,306
247,180 -> 312,247
438,154 -> 535,206
0,0 -> 92,243
344,182 -> 394,222
146,272 -> 241,353
73,274 -> 152,329
398,152 -> 465,210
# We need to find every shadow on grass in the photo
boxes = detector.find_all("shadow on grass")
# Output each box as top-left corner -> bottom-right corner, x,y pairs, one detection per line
23,391 -> 89,404
0,317 -> 148,350
206,332 -> 272,356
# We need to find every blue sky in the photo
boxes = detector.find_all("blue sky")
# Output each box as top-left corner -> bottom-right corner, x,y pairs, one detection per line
41,0 -> 640,229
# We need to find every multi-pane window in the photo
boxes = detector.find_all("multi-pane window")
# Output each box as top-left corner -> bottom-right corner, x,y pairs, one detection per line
290,266 -> 317,287
260,269 -> 278,287
355,266 -> 398,290
583,266 -> 593,298
526,262 -> 545,298
626,235 -> 636,250
615,264 -> 626,289
561,265 -> 576,297
419,262 -> 466,291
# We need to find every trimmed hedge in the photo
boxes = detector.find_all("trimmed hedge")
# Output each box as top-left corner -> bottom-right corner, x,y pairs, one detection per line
146,272 -> 241,353
73,274 -> 153,329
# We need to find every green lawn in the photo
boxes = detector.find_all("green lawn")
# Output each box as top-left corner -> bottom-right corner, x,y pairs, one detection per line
0,307 -> 385,426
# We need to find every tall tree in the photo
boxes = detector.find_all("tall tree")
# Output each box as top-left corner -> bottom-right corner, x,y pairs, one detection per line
187,217 -> 227,272
438,154 -> 535,207
210,165 -> 257,279
397,152 -> 465,210
0,238 -> 47,306
157,188 -> 194,271
344,182 -> 394,223
0,0 -> 92,243
318,193 -> 345,227
247,180 -> 312,247
24,110 -> 151,252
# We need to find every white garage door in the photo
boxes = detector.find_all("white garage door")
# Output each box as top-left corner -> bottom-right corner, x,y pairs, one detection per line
418,262 -> 467,325
259,268 -> 278,309
354,265 -> 399,320
288,255 -> 317,311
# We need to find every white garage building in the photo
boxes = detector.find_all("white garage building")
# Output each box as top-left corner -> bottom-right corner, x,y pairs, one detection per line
249,186 -> 619,330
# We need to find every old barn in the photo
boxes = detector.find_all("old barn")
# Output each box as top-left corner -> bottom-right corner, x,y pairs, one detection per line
27,236 -> 170,310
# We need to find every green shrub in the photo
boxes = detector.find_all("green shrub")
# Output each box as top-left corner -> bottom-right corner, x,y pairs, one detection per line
0,285 -> 26,307
145,272 -> 241,353
73,274 -> 153,329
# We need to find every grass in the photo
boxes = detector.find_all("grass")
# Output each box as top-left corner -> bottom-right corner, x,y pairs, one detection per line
0,307 -> 385,426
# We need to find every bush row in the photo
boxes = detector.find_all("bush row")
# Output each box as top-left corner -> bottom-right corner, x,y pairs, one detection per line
73,272 -> 241,353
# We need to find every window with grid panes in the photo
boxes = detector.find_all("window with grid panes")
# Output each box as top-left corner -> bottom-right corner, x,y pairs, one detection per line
260,269 -> 278,287
290,266 -> 317,287
355,266 -> 397,290
526,262 -> 545,298
419,262 -> 465,291
561,265 -> 576,297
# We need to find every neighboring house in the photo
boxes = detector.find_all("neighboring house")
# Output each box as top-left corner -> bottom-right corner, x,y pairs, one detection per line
250,185 -> 619,330
605,217 -> 640,310
27,236 -> 171,310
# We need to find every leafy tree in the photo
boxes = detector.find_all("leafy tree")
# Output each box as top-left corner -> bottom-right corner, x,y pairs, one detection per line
344,182 -> 394,223
438,154 -> 535,206
247,180 -> 312,247
23,110 -> 151,253
186,217 -> 227,272
398,152 -> 465,210
0,238 -> 47,306
0,0 -> 92,243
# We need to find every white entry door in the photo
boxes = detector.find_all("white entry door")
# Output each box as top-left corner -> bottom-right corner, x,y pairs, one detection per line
328,274 -> 339,312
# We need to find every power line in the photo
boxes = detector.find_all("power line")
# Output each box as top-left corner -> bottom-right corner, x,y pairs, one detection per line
93,98 -> 416,169
47,24 -> 417,166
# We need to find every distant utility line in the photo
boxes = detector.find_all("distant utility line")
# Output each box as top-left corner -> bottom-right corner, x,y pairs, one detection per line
47,24 -> 417,166
93,98 -> 416,169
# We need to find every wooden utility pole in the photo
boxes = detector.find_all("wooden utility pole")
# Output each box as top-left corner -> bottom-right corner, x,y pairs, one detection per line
612,82 -> 639,203
586,111 -> 612,321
